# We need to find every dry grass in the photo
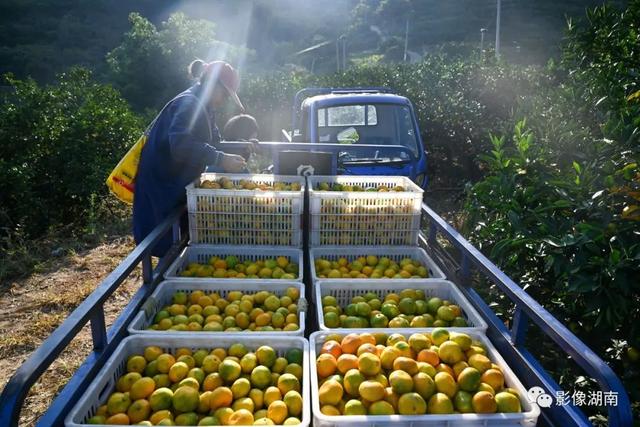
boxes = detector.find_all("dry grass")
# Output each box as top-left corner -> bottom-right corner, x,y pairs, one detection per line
0,233 -> 139,426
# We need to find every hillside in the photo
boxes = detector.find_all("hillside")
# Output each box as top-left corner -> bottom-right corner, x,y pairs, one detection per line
0,0 -> 625,82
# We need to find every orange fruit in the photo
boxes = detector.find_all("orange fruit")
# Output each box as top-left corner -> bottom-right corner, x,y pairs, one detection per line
434,372 -> 458,398
379,346 -> 401,370
267,400 -> 288,424
356,343 -> 378,356
384,387 -> 400,409
104,413 -> 130,425
392,357 -> 418,376
341,334 -> 363,355
472,391 -> 497,413
458,367 -> 482,392
168,361 -> 189,383
495,391 -> 521,413
203,373 -> 223,391
358,352 -> 381,376
358,380 -> 385,402
436,363 -> 455,378
209,387 -> 233,410
171,386 -> 199,413
452,361 -> 469,379
149,388 -> 173,411
427,392 -> 454,414
214,259 -> 227,269
126,399 -> 151,423
129,377 -> 155,400
126,355 -> 147,374
359,333 -> 376,346
320,405 -> 341,416
116,372 -> 142,393
468,354 -> 492,373
321,340 -> 343,359
107,392 -> 131,415
336,354 -> 359,374
228,409 -> 254,425
283,390 -> 303,417
214,407 -> 234,425
277,373 -> 301,394
143,346 -> 163,362
264,386 -> 282,406
398,392 -> 427,415
343,369 -> 366,397
389,370 -> 413,395
393,341 -> 414,359
318,379 -> 343,406
480,368 -> 505,392
413,372 -> 436,400
149,409 -> 173,424
316,353 -> 338,378
438,341 -> 464,365
367,400 -> 395,415
417,349 -> 440,367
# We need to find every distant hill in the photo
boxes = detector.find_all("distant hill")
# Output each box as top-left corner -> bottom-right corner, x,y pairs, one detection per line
0,0 -> 627,82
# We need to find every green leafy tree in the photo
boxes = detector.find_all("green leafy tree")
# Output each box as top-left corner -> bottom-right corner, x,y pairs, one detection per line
0,68 -> 142,239
107,12 -> 250,112
464,2 -> 640,420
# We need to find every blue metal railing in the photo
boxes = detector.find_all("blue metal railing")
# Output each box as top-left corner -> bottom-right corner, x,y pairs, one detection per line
0,206 -> 187,427
420,203 -> 633,426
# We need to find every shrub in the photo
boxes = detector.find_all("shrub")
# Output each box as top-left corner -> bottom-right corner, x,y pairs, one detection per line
239,58 -> 543,186
0,67 -> 143,240
463,2 -> 640,420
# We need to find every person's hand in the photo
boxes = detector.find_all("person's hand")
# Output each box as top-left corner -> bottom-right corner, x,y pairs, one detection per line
247,138 -> 260,156
220,153 -> 247,172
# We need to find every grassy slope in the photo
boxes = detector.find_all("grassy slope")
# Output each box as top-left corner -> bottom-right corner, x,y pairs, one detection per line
0,219 -> 136,426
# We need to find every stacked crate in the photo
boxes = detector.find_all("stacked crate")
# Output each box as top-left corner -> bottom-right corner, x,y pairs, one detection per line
65,173 -> 539,427
307,176 -> 445,306
65,174 -> 312,427
306,175 -> 539,426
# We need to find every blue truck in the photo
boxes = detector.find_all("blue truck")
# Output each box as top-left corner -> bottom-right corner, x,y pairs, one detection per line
0,88 -> 632,426
285,88 -> 428,188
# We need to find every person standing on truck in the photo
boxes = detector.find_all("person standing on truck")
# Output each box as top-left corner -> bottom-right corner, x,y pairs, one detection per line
223,114 -> 259,143
133,59 -> 247,257
222,114 -> 260,162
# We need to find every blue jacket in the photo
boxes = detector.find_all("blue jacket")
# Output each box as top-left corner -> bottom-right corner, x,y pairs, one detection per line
133,84 -> 222,256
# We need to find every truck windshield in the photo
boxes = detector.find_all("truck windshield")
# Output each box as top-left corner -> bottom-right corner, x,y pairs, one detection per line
317,103 -> 419,160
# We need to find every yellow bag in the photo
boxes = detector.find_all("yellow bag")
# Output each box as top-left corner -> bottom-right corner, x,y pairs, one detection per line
106,94 -> 198,204
105,133 -> 148,204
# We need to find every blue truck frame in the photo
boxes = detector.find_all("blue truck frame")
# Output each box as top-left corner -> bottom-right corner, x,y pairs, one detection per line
0,142 -> 632,426
0,75 -> 634,427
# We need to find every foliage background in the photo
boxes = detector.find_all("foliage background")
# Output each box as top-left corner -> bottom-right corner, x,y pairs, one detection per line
0,0 -> 638,423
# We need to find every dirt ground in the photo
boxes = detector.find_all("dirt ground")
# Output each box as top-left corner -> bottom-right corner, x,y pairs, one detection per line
0,234 -> 137,426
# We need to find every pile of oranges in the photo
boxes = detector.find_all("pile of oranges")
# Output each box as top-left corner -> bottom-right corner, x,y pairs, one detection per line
88,344 -> 304,425
148,288 -> 301,333
315,329 -> 522,416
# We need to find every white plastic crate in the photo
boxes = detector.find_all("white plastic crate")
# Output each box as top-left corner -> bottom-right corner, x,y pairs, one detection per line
128,280 -> 307,336
165,245 -> 304,283
187,173 -> 305,246
307,176 -> 422,246
310,246 -> 445,283
315,280 -> 487,332
309,330 -> 540,427
66,335 -> 310,427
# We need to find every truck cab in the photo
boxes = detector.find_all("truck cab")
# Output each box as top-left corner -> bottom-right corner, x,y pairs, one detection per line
289,88 -> 428,188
